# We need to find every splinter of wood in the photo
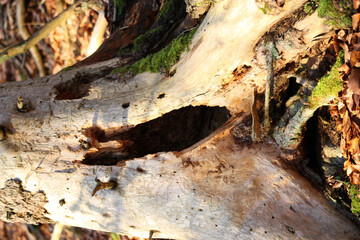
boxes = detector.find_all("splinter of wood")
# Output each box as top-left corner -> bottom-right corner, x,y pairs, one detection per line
251,87 -> 261,142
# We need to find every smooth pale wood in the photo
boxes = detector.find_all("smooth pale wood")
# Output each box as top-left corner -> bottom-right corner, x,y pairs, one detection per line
1,0 -> 358,239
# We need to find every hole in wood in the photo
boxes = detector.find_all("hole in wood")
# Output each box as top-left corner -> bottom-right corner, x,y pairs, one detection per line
82,105 -> 230,165
157,93 -> 166,99
122,103 -> 130,108
54,73 -> 92,100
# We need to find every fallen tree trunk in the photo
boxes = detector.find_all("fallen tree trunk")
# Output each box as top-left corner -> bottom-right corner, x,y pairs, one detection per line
0,0 -> 359,239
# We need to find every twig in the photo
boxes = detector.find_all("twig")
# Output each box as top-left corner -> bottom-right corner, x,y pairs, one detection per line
0,0 -> 83,64
16,0 -> 46,77
50,223 -> 64,240
0,42 -> 31,79
86,9 -> 108,57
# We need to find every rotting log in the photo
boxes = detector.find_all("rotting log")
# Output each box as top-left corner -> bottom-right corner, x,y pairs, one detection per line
0,0 -> 359,239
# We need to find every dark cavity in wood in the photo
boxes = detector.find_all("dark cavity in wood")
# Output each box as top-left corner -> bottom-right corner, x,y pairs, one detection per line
81,106 -> 230,165
54,72 -> 93,100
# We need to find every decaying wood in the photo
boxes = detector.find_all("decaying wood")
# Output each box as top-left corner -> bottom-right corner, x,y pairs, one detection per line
0,0 -> 359,239
251,88 -> 261,142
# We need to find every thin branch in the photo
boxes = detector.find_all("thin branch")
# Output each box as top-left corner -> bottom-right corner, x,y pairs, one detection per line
0,0 -> 83,64
86,10 -> 108,57
16,0 -> 46,77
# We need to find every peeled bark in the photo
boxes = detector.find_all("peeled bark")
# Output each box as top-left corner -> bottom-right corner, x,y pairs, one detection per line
0,0 -> 359,239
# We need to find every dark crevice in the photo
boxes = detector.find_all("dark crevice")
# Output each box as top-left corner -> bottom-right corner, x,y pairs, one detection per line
122,103 -> 130,108
302,110 -> 324,181
82,106 -> 231,165
54,73 -> 92,100
273,76 -> 301,123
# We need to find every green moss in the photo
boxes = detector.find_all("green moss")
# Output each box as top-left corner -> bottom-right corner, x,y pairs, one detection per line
308,50 -> 344,109
156,0 -> 174,22
115,0 -> 127,15
132,27 -> 164,53
117,48 -> 126,56
113,28 -> 197,75
303,0 -> 317,14
349,184 -> 360,216
60,66 -> 72,72
317,0 -> 353,28
259,2 -> 272,14
109,233 -> 120,240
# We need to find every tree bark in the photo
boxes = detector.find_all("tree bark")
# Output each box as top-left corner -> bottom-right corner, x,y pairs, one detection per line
0,0 -> 359,239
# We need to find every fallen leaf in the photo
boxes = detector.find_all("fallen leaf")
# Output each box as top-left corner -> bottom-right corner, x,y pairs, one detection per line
347,164 -> 355,176
348,68 -> 360,94
345,43 -> 351,65
349,137 -> 360,155
333,34 -> 341,56
338,63 -> 351,74
345,159 -> 353,170
337,29 -> 347,41
351,32 -> 360,44
333,181 -> 343,189
350,46 -> 360,68
351,172 -> 360,185
354,153 -> 360,164
351,164 -> 360,171
354,0 -> 360,11
353,13 -> 360,31
338,101 -> 347,117
337,123 -> 343,131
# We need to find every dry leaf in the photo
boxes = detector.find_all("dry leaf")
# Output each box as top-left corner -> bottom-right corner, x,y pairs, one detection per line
345,43 -> 351,65
354,0 -> 360,11
351,172 -> 360,185
351,164 -> 360,171
338,101 -> 347,117
337,123 -> 343,132
353,13 -> 360,31
345,159 -> 353,170
349,137 -> 360,155
338,29 -> 348,41
347,164 -> 355,176
348,68 -> 360,94
352,32 -> 360,44
333,181 -> 343,189
333,34 -> 341,56
354,153 -> 360,164
350,48 -> 360,68
338,63 -> 351,74
341,138 -> 348,156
